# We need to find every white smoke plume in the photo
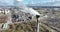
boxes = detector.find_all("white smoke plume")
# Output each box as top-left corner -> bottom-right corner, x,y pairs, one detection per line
18,4 -> 40,16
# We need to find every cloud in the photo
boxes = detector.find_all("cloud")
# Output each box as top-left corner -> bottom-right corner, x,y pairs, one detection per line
16,0 -> 23,2
40,0 -> 60,6
31,0 -> 60,6
0,0 -> 14,6
0,0 -> 60,6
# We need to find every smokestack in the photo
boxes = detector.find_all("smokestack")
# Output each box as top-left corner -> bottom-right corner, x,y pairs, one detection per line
36,15 -> 40,18
36,15 -> 40,32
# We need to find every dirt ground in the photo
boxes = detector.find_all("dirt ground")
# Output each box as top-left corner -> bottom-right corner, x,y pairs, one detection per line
0,14 -> 8,23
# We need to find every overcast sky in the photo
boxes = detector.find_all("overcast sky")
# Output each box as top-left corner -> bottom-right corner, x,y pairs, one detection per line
0,0 -> 60,6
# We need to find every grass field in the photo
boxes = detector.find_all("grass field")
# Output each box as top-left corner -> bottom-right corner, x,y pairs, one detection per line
0,21 -> 37,32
